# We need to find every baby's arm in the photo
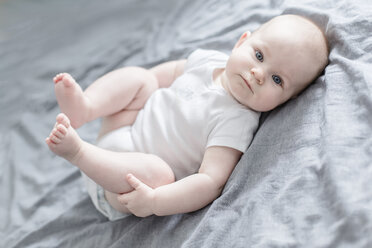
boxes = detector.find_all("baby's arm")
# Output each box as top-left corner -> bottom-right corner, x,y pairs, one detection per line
150,60 -> 187,88
118,146 -> 242,216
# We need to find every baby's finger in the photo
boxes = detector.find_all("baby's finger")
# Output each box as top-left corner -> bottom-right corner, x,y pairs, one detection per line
127,174 -> 142,190
117,194 -> 129,205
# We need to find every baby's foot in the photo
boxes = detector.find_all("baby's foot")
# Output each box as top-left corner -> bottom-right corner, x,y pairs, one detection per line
53,73 -> 90,129
45,113 -> 83,163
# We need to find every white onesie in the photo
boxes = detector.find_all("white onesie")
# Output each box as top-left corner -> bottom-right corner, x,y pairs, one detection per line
84,49 -> 260,220
131,49 -> 260,180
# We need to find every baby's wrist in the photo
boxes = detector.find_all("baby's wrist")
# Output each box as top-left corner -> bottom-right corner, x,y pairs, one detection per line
151,188 -> 161,216
150,189 -> 158,215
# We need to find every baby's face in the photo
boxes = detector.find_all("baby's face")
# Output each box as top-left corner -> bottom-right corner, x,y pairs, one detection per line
224,16 -> 326,112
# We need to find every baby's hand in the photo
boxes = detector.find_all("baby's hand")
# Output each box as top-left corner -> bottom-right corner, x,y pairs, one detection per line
117,174 -> 155,217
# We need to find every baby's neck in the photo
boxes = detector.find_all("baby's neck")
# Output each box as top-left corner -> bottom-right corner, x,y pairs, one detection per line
213,68 -> 230,94
212,68 -> 225,87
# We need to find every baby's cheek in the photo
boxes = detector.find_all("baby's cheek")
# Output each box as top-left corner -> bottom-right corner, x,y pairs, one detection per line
228,54 -> 245,71
259,93 -> 280,112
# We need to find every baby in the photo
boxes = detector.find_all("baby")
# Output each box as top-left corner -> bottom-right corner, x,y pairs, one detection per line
46,15 -> 329,219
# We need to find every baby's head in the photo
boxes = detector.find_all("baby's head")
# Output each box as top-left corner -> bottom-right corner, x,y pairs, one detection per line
224,14 -> 329,112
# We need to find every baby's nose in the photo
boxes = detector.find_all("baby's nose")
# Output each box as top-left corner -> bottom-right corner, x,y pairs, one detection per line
250,67 -> 264,85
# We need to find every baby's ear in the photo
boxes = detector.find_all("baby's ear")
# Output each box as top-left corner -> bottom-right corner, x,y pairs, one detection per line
233,31 -> 251,50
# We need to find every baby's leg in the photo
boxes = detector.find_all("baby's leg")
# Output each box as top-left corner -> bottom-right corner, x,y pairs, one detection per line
54,67 -> 158,129
104,191 -> 131,214
46,113 -> 175,194
98,109 -> 139,139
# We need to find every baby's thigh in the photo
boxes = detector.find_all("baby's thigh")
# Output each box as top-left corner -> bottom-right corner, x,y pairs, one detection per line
104,190 -> 132,214
125,70 -> 158,110
98,110 -> 139,139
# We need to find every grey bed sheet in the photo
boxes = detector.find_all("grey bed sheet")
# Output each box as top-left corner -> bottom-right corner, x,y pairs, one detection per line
1,0 -> 371,247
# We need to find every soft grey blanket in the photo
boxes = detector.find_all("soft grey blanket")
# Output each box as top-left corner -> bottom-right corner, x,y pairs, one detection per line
1,0 -> 371,247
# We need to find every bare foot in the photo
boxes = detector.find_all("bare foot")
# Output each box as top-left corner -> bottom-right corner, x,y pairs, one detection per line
45,113 -> 83,163
54,73 -> 91,129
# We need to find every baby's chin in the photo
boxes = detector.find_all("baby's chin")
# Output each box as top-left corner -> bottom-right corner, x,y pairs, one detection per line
241,102 -> 269,112
248,100 -> 286,112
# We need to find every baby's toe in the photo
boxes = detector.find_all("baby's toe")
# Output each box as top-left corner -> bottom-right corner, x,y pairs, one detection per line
53,73 -> 66,83
50,133 -> 61,144
45,137 -> 55,147
56,113 -> 70,128
52,128 -> 64,139
56,124 -> 68,135
61,73 -> 75,87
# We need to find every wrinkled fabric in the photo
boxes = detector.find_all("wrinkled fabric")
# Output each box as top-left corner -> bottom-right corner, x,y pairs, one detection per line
0,0 -> 371,247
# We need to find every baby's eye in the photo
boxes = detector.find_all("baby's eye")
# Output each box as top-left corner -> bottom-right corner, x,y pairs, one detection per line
255,50 -> 264,62
272,75 -> 282,85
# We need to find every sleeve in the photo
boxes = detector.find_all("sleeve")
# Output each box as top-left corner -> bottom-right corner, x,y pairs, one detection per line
185,49 -> 229,72
206,108 -> 260,153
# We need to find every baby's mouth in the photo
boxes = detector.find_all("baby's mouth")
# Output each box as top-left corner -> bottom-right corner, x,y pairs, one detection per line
239,74 -> 253,94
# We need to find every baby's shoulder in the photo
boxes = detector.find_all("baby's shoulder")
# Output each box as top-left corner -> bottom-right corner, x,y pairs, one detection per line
185,49 -> 228,71
221,103 -> 261,125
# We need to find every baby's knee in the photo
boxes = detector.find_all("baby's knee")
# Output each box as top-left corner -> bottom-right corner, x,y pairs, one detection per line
125,67 -> 159,104
145,154 -> 175,187
126,67 -> 159,88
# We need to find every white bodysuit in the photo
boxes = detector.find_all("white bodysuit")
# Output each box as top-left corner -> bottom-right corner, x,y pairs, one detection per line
131,49 -> 260,179
84,49 -> 260,220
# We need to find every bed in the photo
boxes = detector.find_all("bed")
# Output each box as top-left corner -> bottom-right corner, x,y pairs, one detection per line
1,0 -> 371,247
